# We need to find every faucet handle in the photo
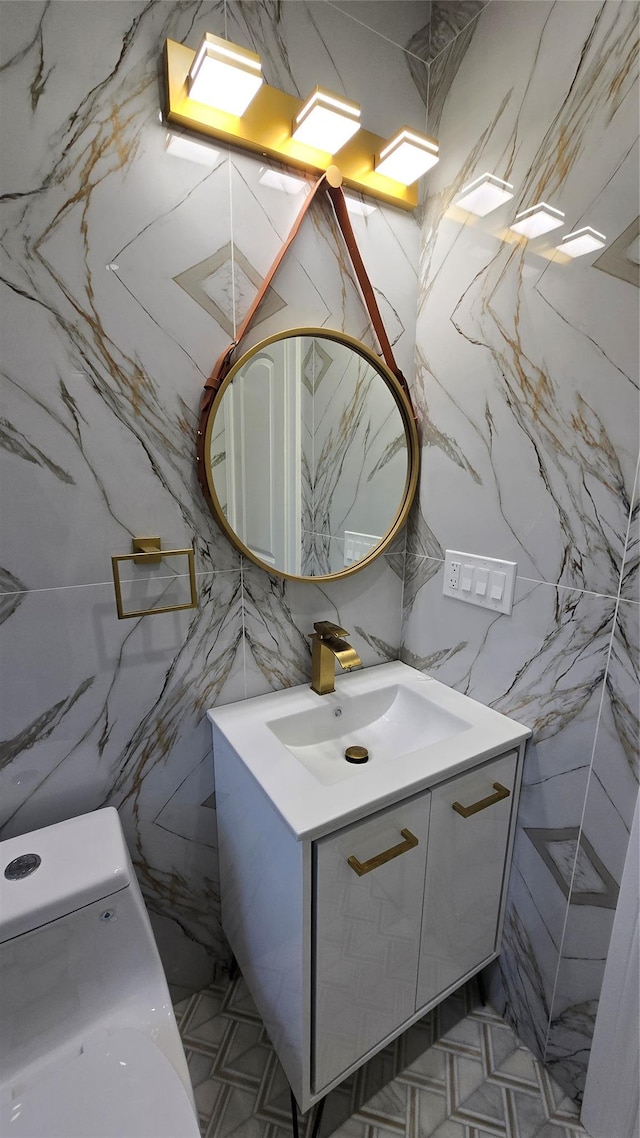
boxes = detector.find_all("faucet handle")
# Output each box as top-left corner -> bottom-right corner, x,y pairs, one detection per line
313,620 -> 349,639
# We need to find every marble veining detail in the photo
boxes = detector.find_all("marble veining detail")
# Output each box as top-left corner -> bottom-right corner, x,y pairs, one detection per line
404,0 -> 640,1107
428,1 -> 489,62
0,0 -> 421,990
1,6 -> 638,1095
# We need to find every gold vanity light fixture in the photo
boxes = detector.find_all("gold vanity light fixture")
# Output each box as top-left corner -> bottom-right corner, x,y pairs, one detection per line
291,87 -> 361,154
455,172 -> 514,216
375,127 -> 439,185
555,226 -> 607,258
187,32 -> 263,116
510,201 -> 565,239
163,37 -> 439,209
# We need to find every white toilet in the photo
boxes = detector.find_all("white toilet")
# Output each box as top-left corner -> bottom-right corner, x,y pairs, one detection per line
0,807 -> 201,1138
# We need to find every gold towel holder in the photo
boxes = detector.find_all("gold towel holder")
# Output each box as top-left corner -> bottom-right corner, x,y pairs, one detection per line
111,538 -> 197,619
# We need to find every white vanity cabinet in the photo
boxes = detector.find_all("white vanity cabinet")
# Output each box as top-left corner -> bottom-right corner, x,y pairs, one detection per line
213,726 -> 524,1112
313,793 -> 431,1090
416,749 -> 518,1009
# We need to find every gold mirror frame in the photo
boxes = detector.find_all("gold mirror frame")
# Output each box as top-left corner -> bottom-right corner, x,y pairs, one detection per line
200,328 -> 420,583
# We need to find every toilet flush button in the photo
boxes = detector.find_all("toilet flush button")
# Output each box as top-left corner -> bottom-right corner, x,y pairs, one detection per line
4,853 -> 41,880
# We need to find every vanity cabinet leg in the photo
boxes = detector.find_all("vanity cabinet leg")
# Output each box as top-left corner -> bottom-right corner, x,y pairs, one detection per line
290,1090 -> 300,1138
289,1090 -> 325,1138
310,1096 -> 325,1138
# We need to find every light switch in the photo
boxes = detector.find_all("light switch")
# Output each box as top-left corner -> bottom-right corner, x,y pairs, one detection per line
443,550 -> 517,614
475,569 -> 489,596
491,571 -> 506,600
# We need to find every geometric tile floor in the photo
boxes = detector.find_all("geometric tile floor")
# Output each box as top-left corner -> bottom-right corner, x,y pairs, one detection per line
174,972 -> 591,1138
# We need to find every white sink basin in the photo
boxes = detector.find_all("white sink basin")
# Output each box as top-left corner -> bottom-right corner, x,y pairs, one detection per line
209,661 -> 530,839
267,683 -> 470,785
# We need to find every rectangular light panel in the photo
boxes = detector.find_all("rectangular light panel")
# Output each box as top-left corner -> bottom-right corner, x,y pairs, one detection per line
292,89 -> 361,155
455,172 -> 514,216
188,33 -> 263,116
511,202 -> 565,239
556,226 -> 606,258
376,128 -> 439,185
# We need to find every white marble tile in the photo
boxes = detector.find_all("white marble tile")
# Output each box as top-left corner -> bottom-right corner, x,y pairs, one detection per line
401,562 -> 614,731
621,459 -> 639,603
0,0 -> 424,993
330,1 -> 431,59
407,1 -> 640,1107
0,1 -> 242,589
428,2 -> 489,63
414,0 -> 639,597
0,569 -> 243,981
241,553 -> 404,700
543,595 -> 639,1100
226,0 -> 429,138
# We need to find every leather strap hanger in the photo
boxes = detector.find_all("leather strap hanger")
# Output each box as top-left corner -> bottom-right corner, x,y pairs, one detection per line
197,167 -> 415,493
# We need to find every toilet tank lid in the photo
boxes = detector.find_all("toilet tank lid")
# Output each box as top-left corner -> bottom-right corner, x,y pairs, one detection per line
0,808 -> 132,943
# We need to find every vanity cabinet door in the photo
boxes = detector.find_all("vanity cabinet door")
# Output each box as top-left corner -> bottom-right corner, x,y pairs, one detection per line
416,750 -> 517,1009
313,794 -> 430,1093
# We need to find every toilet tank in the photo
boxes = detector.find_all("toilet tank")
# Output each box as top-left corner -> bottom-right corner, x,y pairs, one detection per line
0,809 -> 183,1095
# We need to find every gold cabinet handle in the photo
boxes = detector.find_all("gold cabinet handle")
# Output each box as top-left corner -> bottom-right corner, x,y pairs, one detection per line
347,828 -> 419,877
452,781 -> 511,819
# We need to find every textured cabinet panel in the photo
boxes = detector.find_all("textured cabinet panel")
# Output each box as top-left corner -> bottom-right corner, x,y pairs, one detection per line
313,794 -> 430,1092
416,751 -> 517,1007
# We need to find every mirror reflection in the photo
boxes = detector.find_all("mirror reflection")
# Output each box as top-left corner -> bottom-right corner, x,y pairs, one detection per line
204,331 -> 413,579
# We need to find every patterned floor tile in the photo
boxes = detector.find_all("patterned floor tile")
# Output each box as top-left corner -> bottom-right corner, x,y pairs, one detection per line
175,972 -> 592,1138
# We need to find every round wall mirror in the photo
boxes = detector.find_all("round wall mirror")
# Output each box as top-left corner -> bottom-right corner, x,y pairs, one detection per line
200,328 -> 419,582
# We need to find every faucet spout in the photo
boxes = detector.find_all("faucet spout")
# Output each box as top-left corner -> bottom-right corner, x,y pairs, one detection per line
309,622 -> 362,695
321,635 -> 362,671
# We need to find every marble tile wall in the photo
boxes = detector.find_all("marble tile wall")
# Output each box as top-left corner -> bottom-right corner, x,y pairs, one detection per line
402,0 -> 639,1106
2,0 -> 636,1115
0,0 -> 428,991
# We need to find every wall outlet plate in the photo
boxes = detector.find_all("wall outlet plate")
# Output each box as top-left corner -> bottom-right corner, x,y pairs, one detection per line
443,550 -> 517,615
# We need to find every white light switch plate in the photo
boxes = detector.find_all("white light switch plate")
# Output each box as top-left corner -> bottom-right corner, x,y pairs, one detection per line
443,550 -> 517,614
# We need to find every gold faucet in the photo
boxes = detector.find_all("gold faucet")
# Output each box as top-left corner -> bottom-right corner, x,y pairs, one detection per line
309,621 -> 362,695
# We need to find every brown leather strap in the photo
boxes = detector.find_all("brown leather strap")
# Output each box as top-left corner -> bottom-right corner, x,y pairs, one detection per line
199,171 -> 331,420
325,181 -> 411,403
197,170 -> 414,477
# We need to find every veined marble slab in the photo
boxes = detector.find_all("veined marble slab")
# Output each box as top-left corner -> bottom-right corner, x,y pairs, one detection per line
0,0 -> 425,990
403,0 -> 639,1105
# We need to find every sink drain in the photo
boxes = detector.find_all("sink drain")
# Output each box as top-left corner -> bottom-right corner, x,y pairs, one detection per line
344,745 -> 369,765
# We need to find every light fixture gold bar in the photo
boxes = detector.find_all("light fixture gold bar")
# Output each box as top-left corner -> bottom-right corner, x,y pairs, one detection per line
164,39 -> 419,210
111,545 -> 197,619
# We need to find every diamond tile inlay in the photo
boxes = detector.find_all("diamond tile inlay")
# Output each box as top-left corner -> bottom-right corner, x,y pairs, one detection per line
173,243 -> 286,335
524,828 -> 620,909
